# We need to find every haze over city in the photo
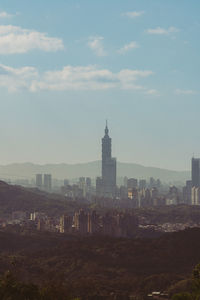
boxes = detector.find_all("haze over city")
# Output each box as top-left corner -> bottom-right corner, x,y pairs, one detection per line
0,0 -> 199,170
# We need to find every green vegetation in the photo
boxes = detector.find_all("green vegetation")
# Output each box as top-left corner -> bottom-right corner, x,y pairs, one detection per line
0,228 -> 200,298
0,271 -> 82,300
171,264 -> 200,299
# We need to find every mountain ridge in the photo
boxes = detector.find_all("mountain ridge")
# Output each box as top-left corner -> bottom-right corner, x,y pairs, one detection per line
0,161 -> 190,183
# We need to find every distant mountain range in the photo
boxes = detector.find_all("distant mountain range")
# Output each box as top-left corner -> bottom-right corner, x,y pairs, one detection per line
0,161 -> 190,183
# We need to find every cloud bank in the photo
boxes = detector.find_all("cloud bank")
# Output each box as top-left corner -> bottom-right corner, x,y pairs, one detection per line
0,25 -> 64,54
0,64 -> 154,93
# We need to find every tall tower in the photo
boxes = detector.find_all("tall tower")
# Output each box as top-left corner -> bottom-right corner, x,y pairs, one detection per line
192,158 -> 200,187
101,121 -> 116,197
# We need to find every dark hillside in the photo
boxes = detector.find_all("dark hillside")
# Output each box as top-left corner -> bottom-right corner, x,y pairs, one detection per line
0,228 -> 200,296
0,181 -> 84,216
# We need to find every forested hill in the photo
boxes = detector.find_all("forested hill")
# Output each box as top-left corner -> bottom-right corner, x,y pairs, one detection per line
0,181 -> 83,216
0,228 -> 200,298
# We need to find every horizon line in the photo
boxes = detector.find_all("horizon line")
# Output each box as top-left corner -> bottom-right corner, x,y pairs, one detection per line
0,160 -> 190,172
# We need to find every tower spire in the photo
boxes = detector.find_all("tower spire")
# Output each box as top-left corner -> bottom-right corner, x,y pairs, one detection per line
105,119 -> 109,135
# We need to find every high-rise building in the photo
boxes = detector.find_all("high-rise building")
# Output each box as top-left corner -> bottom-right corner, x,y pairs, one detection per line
36,174 -> 42,189
127,178 -> 138,189
150,187 -> 158,199
74,209 -> 88,234
119,185 -> 128,199
123,176 -> 128,187
191,186 -> 200,205
85,177 -> 92,199
149,177 -> 156,188
139,179 -> 146,190
60,215 -> 73,233
192,158 -> 200,187
183,180 -> 192,204
88,211 -> 99,234
64,179 -> 69,186
44,174 -> 52,191
79,177 -> 85,188
86,177 -> 91,187
96,177 -> 103,197
101,122 -> 116,198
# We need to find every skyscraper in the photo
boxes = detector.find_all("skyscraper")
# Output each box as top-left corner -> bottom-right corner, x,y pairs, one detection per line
60,215 -> 73,233
101,122 -> 116,198
127,178 -> 138,189
192,158 -> 200,187
36,174 -> 42,189
96,177 -> 103,197
139,179 -> 146,190
44,174 -> 52,191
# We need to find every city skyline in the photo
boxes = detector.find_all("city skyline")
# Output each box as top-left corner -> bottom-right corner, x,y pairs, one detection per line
0,0 -> 199,170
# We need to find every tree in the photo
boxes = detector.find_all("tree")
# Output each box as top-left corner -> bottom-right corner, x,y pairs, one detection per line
172,263 -> 200,300
0,271 -> 40,300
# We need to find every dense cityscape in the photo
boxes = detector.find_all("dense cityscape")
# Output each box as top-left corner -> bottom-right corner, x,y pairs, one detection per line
1,124 -> 200,241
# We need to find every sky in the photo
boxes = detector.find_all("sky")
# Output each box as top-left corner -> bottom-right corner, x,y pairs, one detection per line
0,0 -> 199,170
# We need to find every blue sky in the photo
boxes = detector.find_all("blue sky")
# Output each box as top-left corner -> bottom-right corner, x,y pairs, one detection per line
0,0 -> 199,170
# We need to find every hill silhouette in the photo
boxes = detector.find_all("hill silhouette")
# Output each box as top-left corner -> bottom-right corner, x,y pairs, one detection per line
0,181 -> 85,216
0,161 -> 190,182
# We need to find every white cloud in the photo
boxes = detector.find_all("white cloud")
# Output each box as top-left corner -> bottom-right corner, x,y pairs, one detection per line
88,36 -> 106,57
146,26 -> 179,35
0,64 -> 38,92
0,25 -> 64,54
33,66 -> 153,92
118,41 -> 139,54
175,89 -> 198,95
122,11 -> 145,18
0,11 -> 13,18
0,64 -> 154,93
145,89 -> 160,96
